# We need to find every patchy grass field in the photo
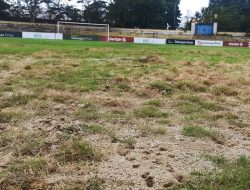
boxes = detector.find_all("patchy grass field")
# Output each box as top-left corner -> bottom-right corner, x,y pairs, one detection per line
0,38 -> 250,190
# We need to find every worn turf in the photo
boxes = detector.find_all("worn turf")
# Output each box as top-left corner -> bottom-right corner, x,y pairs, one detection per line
0,38 -> 250,190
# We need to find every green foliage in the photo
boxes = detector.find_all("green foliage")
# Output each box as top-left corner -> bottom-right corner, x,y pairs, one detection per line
195,0 -> 250,32
108,0 -> 181,29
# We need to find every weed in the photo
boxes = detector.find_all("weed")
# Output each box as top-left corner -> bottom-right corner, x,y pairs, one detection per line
24,65 -> 32,70
145,99 -> 161,107
75,107 -> 100,121
205,155 -> 227,166
9,157 -> 48,175
139,125 -> 167,136
0,93 -> 35,109
150,80 -> 173,94
14,138 -> 47,156
58,138 -> 101,163
212,85 -> 238,96
0,111 -> 13,123
182,126 -> 218,139
117,83 -> 131,92
0,62 -> 10,70
85,177 -> 104,190
134,106 -> 168,118
175,80 -> 206,92
122,137 -> 136,149
173,156 -> 250,190
176,94 -> 222,114
81,124 -> 105,134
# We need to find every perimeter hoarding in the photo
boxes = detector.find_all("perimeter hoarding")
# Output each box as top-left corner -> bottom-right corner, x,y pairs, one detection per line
195,40 -> 223,47
63,34 -> 99,41
22,32 -> 63,40
166,39 -> 195,45
134,37 -> 166,45
223,41 -> 249,47
0,31 -> 22,38
100,36 -> 134,42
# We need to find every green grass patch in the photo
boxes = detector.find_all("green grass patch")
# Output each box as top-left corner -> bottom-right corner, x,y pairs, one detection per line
182,126 -> 222,143
9,157 -> 48,175
58,138 -> 101,163
139,125 -> 167,136
145,99 -> 162,107
150,80 -> 173,95
174,156 -> 250,190
176,94 -> 222,114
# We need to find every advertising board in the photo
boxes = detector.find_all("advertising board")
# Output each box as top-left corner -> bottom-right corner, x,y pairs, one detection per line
223,41 -> 248,47
63,34 -> 99,41
134,37 -> 166,45
166,39 -> 195,45
0,31 -> 22,38
22,32 -> 63,40
100,36 -> 134,42
195,40 -> 223,47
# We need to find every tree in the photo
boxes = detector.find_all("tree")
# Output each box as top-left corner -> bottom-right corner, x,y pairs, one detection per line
44,0 -> 66,20
108,0 -> 181,29
0,0 -> 10,19
21,0 -> 45,22
83,0 -> 108,23
197,0 -> 250,32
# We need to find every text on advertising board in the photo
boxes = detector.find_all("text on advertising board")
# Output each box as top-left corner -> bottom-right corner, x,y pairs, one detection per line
166,39 -> 195,45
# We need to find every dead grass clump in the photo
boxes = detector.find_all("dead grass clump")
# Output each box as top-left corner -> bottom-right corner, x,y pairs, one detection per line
32,50 -> 63,59
212,85 -> 238,96
139,125 -> 167,136
14,138 -> 49,156
0,111 -> 13,123
1,157 -> 48,190
102,99 -> 130,108
140,55 -> 165,64
0,93 -> 35,109
43,89 -> 75,103
134,106 -> 169,118
175,80 -> 207,93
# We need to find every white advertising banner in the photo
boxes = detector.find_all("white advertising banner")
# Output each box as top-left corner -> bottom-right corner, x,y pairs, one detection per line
249,42 -> 250,48
22,32 -> 63,40
195,40 -> 223,47
134,37 -> 166,45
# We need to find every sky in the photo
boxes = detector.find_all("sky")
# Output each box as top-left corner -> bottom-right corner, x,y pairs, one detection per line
179,0 -> 209,17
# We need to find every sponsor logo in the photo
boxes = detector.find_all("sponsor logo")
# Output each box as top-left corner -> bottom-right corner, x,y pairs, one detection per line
223,41 -> 248,47
100,36 -> 134,42
0,32 -> 22,38
109,37 -> 127,42
167,39 -> 195,45
195,40 -> 223,46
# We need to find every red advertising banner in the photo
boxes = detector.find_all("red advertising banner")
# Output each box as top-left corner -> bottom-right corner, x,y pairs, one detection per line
223,41 -> 249,47
100,36 -> 134,43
